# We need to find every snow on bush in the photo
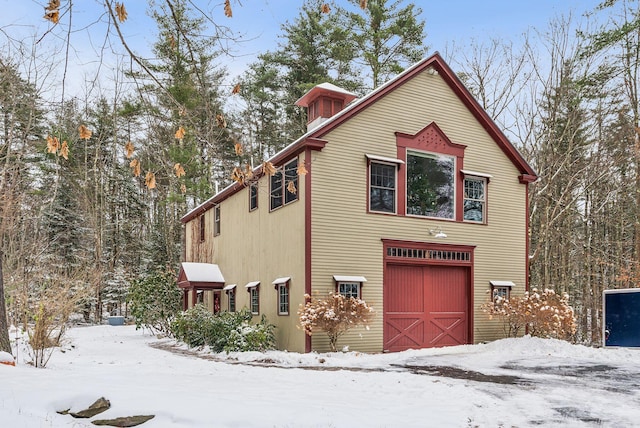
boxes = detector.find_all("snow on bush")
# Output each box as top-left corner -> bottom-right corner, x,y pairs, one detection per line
298,293 -> 374,352
482,288 -> 576,341
171,306 -> 276,352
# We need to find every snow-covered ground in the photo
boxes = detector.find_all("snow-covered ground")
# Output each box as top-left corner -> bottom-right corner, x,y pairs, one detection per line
1,325 -> 639,427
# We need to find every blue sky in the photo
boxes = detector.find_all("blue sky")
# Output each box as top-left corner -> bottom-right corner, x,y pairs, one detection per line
0,0 -> 608,92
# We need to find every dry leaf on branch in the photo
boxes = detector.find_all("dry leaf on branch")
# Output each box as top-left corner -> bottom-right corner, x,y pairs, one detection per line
129,159 -> 141,177
145,171 -> 156,189
169,34 -> 177,51
231,166 -> 245,184
46,0 -> 60,10
216,113 -> 227,128
115,2 -> 128,22
224,0 -> 232,17
44,0 -> 60,24
59,141 -> 69,160
360,0 -> 368,9
175,126 -> 186,140
297,163 -> 308,175
321,3 -> 331,13
287,180 -> 297,195
46,135 -> 60,154
44,10 -> 59,24
244,164 -> 254,180
125,141 -> 135,158
180,184 -> 187,193
78,125 -> 92,140
234,142 -> 243,156
232,83 -> 241,95
262,161 -> 276,176
174,163 -> 186,177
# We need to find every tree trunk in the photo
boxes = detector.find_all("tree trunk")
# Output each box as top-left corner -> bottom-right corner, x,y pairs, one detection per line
0,251 -> 12,354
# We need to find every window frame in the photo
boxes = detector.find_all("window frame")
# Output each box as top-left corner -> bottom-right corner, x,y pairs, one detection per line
462,171 -> 491,224
245,281 -> 260,315
199,214 -> 205,242
368,160 -> 398,214
270,157 -> 299,211
405,149 -> 456,220
277,284 -> 289,315
490,281 -> 514,303
228,288 -> 236,312
214,205 -> 221,236
249,182 -> 258,212
333,275 -> 367,300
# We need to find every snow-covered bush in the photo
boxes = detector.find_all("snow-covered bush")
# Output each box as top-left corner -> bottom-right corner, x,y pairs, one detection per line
128,268 -> 182,335
482,288 -> 576,341
298,292 -> 374,352
171,307 -> 276,352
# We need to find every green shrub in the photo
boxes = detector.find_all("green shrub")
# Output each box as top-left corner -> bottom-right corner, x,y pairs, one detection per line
128,268 -> 182,334
170,307 -> 276,352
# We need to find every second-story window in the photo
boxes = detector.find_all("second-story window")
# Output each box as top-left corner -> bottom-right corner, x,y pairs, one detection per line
214,205 -> 221,236
270,158 -> 299,211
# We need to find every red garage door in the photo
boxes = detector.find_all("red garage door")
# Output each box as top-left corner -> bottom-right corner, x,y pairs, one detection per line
384,264 -> 470,352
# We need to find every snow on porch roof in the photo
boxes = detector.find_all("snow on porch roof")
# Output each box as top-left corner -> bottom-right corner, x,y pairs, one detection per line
180,262 -> 225,283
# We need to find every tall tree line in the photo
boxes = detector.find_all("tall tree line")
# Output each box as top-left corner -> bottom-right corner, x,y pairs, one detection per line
0,0 -> 425,350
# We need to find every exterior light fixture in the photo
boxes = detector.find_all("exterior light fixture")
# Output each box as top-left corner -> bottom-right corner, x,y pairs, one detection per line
429,228 -> 447,239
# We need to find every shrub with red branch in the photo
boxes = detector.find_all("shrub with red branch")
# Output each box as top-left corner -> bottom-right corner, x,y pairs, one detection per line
298,292 -> 375,352
482,288 -> 577,341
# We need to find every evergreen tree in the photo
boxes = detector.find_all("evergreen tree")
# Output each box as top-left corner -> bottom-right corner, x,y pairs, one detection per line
341,0 -> 427,89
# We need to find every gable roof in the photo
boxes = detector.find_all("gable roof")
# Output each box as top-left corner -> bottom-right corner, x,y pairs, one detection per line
181,52 -> 537,223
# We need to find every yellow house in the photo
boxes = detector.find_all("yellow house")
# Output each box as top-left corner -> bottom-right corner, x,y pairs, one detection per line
179,53 -> 537,353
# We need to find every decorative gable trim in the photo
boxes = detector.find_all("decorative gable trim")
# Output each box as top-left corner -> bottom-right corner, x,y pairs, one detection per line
395,122 -> 466,156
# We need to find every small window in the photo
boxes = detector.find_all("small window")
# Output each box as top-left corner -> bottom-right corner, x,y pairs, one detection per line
464,177 -> 486,223
333,275 -> 367,300
245,281 -> 260,315
270,158 -> 299,211
490,281 -> 514,303
224,284 -> 237,312
278,284 -> 289,315
273,277 -> 291,315
369,162 -> 396,213
228,288 -> 236,312
214,205 -> 221,236
199,214 -> 205,242
338,282 -> 360,299
249,182 -> 258,211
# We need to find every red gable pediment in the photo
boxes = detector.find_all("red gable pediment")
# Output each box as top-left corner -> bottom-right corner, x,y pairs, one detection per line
395,122 -> 466,157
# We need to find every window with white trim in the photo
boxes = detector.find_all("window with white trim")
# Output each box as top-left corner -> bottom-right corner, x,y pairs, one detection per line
406,150 -> 454,219
490,280 -> 514,302
464,177 -> 486,223
224,285 -> 237,312
339,282 -> 360,299
270,158 -> 299,211
245,281 -> 260,314
369,161 -> 396,213
272,277 -> 291,315
333,275 -> 367,299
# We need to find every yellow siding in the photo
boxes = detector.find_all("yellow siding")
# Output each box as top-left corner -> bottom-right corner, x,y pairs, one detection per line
309,71 -> 528,352
185,154 -> 308,352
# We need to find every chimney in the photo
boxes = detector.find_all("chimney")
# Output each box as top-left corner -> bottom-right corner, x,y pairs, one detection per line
295,83 -> 358,132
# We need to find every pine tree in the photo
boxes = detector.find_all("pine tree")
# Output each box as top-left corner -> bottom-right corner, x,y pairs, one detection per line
341,0 -> 427,89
